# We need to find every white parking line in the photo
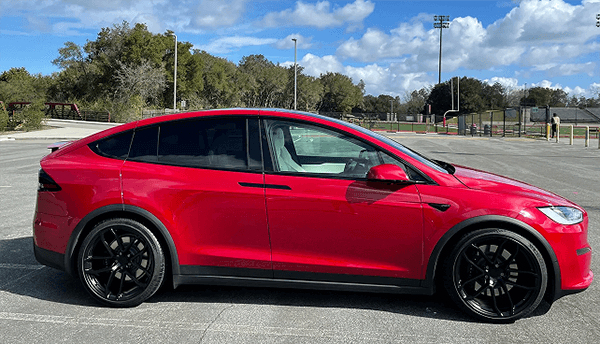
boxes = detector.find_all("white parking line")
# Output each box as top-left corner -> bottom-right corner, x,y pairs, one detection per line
0,264 -> 44,270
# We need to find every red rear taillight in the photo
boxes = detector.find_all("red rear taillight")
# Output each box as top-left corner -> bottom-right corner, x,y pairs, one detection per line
38,169 -> 62,192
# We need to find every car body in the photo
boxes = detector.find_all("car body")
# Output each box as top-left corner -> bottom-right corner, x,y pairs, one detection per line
33,108 -> 592,322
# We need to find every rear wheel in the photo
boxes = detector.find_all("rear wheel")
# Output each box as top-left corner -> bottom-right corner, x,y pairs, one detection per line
77,218 -> 165,307
443,229 -> 547,323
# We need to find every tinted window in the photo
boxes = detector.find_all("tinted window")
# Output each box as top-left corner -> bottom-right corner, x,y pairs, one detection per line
157,118 -> 248,170
91,130 -> 133,159
129,126 -> 158,162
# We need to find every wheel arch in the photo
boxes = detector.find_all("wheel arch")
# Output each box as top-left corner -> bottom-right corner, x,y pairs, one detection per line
64,204 -> 180,282
423,215 -> 561,303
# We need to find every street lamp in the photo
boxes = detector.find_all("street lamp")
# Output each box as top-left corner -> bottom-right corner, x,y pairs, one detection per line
433,15 -> 450,85
173,34 -> 177,111
292,38 -> 297,110
167,33 -> 178,111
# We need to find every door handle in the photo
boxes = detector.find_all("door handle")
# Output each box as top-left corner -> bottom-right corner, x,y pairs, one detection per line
238,182 -> 291,190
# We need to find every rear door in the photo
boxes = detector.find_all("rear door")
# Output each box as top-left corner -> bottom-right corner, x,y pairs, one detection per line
121,116 -> 272,278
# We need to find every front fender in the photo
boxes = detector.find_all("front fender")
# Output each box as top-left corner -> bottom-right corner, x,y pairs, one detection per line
421,215 -> 561,301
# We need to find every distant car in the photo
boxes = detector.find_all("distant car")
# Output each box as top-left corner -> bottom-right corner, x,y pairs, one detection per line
33,108 -> 592,322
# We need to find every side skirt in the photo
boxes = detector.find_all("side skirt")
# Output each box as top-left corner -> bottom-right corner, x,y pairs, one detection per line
173,266 -> 433,296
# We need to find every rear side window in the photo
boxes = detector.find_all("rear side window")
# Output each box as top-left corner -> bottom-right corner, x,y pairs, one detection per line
90,130 -> 133,159
157,117 -> 248,170
129,126 -> 158,162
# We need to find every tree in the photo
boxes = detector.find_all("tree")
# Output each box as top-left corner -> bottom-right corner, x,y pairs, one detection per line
401,88 -> 429,115
318,72 -> 363,113
482,82 -> 507,109
199,52 -> 240,108
0,68 -> 47,102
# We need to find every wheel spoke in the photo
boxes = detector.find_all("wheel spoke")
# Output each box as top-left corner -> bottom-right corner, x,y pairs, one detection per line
124,238 -> 139,254
100,233 -> 115,257
462,253 -> 485,273
130,247 -> 149,261
461,272 -> 487,286
499,280 -> 516,316
124,270 -> 148,288
105,270 -> 118,297
492,239 -> 508,263
472,244 -> 494,265
465,285 -> 490,301
130,261 -> 151,277
85,266 -> 112,276
491,288 -> 503,317
112,229 -> 125,253
117,273 -> 126,297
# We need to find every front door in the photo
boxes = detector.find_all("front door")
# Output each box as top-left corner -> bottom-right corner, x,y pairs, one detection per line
262,119 -> 424,281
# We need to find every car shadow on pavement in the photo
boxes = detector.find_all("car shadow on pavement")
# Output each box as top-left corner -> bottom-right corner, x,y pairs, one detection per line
0,236 -> 94,307
0,236 -> 551,322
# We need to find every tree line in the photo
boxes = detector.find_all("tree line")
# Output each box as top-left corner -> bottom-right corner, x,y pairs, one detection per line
2,21 -> 599,127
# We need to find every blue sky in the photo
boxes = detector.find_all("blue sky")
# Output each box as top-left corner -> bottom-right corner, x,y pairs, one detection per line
1,0 -> 600,98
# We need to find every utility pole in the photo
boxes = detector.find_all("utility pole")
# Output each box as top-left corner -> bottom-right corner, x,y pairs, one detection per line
292,38 -> 297,110
434,15 -> 450,85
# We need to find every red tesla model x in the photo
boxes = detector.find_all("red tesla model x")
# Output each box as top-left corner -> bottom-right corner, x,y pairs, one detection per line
33,108 -> 592,322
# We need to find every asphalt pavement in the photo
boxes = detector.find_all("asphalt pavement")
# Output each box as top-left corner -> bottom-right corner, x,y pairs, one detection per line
0,121 -> 599,343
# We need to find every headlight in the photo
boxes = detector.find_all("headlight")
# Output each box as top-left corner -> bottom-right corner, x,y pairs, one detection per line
538,206 -> 583,225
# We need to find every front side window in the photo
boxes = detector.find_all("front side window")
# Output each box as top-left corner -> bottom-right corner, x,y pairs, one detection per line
264,120 -> 382,178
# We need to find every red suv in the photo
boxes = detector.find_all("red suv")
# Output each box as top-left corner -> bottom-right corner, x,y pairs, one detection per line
33,109 -> 592,322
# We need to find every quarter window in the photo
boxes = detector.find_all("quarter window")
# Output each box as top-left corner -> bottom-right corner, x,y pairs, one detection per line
91,130 -> 133,159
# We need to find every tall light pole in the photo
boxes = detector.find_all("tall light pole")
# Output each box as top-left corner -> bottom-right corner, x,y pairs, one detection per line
434,15 -> 450,85
173,34 -> 177,111
292,38 -> 297,110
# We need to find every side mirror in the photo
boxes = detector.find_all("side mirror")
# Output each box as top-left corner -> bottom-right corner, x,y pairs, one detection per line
367,164 -> 412,183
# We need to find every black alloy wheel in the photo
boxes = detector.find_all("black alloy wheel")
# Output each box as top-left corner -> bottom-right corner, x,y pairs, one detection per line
77,218 -> 165,307
443,229 -> 547,323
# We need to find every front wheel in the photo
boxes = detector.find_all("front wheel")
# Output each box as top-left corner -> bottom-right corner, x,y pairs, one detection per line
77,218 -> 165,307
443,229 -> 547,323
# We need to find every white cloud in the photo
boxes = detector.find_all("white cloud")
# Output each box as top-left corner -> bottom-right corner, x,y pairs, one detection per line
189,0 -> 247,29
274,34 -> 313,50
299,54 -> 434,96
484,77 -> 520,89
261,0 -> 374,30
195,36 -> 277,54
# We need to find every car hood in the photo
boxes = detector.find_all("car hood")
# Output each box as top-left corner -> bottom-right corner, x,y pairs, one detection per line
452,165 -> 574,206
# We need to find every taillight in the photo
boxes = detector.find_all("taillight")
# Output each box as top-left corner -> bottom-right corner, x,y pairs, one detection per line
38,169 -> 62,192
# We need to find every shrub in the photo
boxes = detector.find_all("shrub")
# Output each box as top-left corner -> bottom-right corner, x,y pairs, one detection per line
0,105 -> 8,131
13,100 -> 46,131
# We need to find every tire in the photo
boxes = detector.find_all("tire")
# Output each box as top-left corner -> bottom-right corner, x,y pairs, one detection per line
443,229 -> 547,323
77,218 -> 165,307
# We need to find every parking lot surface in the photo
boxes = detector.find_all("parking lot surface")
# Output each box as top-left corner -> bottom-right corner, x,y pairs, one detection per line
1,132 -> 598,343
